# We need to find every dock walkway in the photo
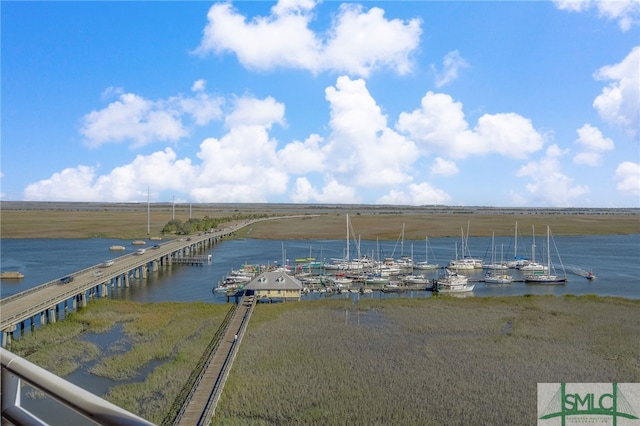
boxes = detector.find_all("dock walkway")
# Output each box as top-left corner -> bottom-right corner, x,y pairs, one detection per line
175,295 -> 255,426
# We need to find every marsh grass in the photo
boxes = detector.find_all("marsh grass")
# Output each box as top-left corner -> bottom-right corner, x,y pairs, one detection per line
214,296 -> 640,425
2,206 -> 637,239
10,299 -> 232,424
238,213 -> 639,239
9,296 -> 639,424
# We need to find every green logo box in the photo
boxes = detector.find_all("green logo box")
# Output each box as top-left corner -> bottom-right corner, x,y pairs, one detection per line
538,383 -> 640,425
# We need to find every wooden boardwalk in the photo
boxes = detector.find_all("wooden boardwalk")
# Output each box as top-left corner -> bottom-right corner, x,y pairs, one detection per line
176,295 -> 254,426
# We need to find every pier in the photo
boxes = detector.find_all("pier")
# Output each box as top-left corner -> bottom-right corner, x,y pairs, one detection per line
173,295 -> 255,426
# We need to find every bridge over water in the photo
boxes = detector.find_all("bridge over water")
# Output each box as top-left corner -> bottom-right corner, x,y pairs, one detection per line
0,215 -> 307,347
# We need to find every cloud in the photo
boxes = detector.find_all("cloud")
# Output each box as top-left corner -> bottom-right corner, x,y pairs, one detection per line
376,182 -> 451,205
554,0 -> 640,31
431,50 -> 469,87
430,157 -> 458,176
572,124 -> 614,166
323,76 -> 419,187
276,134 -> 327,174
290,177 -> 361,203
225,96 -> 285,129
23,149 -> 196,202
81,88 -> 224,148
191,79 -> 206,92
396,91 -> 545,159
614,161 -> 640,196
592,46 -> 640,138
194,0 -> 422,77
516,144 -> 590,206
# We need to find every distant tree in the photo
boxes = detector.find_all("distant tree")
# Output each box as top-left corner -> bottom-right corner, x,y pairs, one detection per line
161,219 -> 183,235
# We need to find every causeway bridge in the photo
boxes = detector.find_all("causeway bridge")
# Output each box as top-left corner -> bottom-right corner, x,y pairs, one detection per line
0,215 -> 306,347
0,214 -> 311,425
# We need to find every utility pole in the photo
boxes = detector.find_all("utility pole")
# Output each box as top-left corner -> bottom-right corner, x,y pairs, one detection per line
147,187 -> 150,235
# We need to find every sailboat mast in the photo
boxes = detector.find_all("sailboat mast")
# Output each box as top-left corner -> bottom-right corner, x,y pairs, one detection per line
346,214 -> 349,262
546,225 -> 551,272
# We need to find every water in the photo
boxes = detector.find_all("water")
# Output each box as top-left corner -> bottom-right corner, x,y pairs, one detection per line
2,235 -> 638,424
1,235 -> 639,301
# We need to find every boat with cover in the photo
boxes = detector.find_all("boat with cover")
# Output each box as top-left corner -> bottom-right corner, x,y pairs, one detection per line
524,226 -> 567,284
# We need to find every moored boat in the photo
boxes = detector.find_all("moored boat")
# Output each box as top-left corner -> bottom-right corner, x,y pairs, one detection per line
435,269 -> 474,293
109,245 -> 126,251
524,226 -> 567,285
0,271 -> 25,279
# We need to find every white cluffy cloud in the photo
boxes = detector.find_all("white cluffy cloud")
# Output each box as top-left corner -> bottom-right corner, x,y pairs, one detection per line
26,75 -> 555,205
81,83 -> 224,148
430,157 -> 459,176
396,91 -> 545,159
517,144 -> 590,206
554,0 -> 640,31
572,124 -> 614,166
592,46 -> 640,138
432,50 -> 469,87
614,161 -> 640,196
194,0 -> 422,77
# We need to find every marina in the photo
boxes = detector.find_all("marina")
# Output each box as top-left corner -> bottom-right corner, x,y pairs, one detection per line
1,229 -> 638,425
2,233 -> 637,304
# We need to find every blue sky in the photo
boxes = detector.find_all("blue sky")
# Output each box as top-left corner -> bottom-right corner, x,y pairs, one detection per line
2,1 -> 639,207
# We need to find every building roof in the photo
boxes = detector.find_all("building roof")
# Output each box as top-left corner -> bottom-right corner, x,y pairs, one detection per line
244,270 -> 303,291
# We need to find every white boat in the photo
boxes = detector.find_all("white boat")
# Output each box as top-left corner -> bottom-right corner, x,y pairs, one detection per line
484,272 -> 513,284
365,274 -> 389,285
519,262 -> 548,271
448,258 -> 476,270
402,274 -> 428,285
524,226 -> 567,284
449,224 -> 482,269
484,235 -> 512,284
381,282 -> 405,293
436,269 -> 474,293
413,237 -> 439,270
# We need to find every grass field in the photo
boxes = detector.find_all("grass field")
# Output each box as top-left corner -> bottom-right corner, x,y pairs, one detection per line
214,296 -> 640,425
1,202 -> 638,239
9,296 -> 640,425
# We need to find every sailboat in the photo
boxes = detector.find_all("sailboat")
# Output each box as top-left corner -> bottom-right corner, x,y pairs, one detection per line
484,234 -> 513,284
448,222 -> 482,269
519,225 -> 549,272
524,226 -> 567,284
414,237 -> 439,270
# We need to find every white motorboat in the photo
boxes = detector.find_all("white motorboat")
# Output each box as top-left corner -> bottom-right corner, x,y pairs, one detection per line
436,269 -> 474,293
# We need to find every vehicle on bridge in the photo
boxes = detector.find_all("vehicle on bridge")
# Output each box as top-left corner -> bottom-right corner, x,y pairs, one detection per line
59,276 -> 74,284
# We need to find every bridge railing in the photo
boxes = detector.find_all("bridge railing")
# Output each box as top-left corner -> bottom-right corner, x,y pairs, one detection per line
1,347 -> 154,426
